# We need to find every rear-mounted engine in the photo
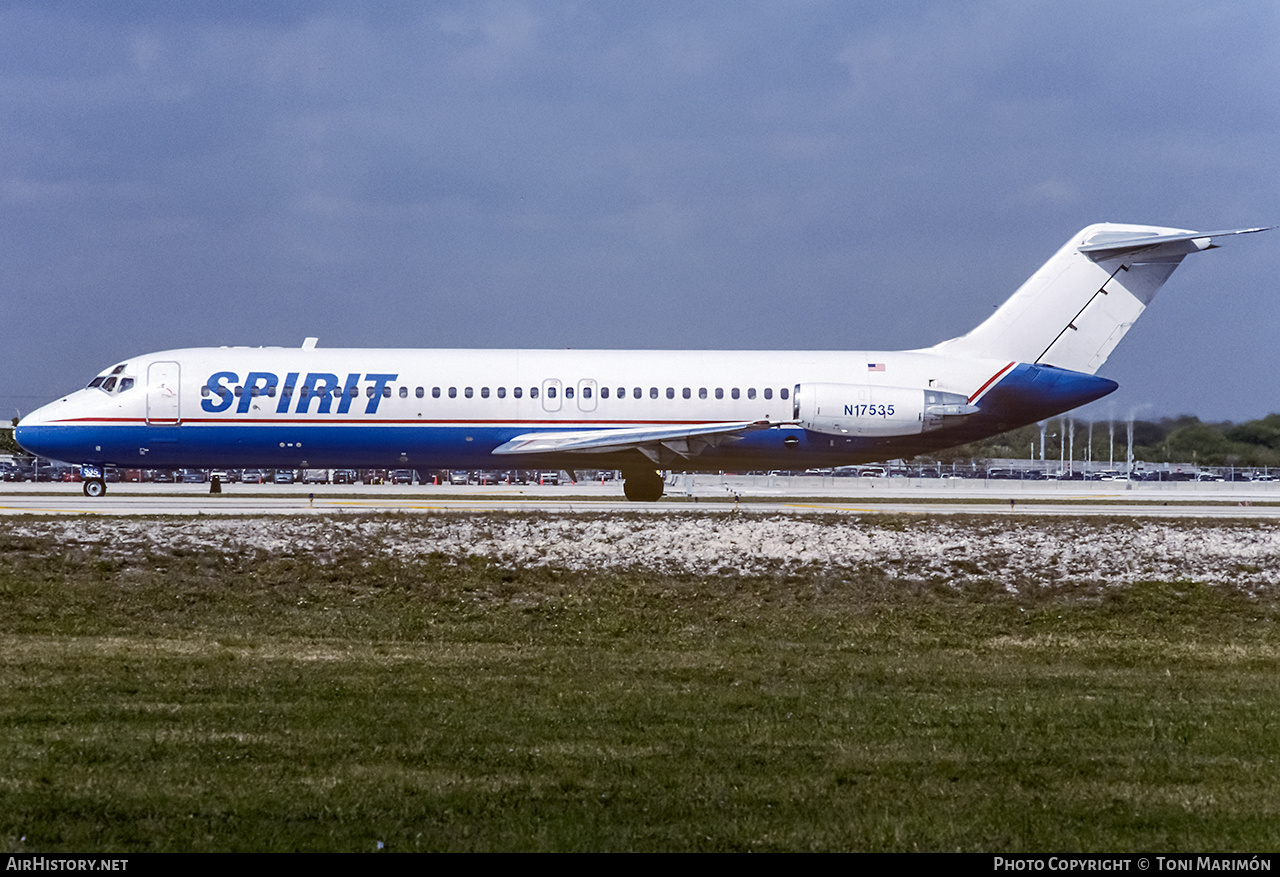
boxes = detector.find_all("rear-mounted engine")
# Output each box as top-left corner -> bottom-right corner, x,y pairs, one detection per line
792,382 -> 978,437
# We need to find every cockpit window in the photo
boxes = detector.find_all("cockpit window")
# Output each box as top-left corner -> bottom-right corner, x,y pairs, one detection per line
102,376 -> 118,392
88,376 -> 106,389
117,377 -> 134,393
110,365 -> 126,375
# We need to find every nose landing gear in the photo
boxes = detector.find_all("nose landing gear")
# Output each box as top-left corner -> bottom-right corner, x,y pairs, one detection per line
80,465 -> 106,497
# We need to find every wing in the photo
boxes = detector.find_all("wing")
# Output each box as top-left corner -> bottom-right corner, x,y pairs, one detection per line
491,420 -> 787,464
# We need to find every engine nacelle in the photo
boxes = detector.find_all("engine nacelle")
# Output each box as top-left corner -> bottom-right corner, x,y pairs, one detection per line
793,383 -> 977,437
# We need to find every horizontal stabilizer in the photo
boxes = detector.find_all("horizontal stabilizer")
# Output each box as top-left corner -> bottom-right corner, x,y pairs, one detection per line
1078,226 -> 1272,261
492,420 -> 784,462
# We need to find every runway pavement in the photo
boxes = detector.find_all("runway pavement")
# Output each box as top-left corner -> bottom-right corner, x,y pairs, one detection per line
2,475 -> 1277,517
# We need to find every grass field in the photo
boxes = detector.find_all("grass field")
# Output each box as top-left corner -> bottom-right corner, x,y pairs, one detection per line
2,514 -> 1279,851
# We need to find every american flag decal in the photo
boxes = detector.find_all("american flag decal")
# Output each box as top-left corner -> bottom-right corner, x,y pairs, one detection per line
867,362 -> 885,372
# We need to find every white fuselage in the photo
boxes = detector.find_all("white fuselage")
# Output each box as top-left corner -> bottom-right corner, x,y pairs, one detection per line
17,345 -> 1037,472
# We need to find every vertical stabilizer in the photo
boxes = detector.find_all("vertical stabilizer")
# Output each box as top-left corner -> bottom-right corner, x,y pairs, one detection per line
934,223 -> 1267,374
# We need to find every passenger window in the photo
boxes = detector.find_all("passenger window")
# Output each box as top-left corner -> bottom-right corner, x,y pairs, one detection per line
649,387 -> 658,399
366,387 -> 374,397
601,387 -> 609,399
200,386 -> 210,397
348,386 -> 357,397
383,386 -> 391,397
699,388 -> 707,399
448,387 -> 457,398
234,385 -> 243,397
682,388 -> 690,399
416,387 -> 424,398
514,387 -> 522,399
399,386 -> 408,398
665,388 -> 674,399
531,387 -> 539,399
268,387 -> 276,397
731,388 -> 740,400
464,387 -> 473,398
250,387 -> 260,397
747,388 -> 756,400
633,387 -> 641,399
764,388 -> 772,400
780,388 -> 789,400
497,387 -> 506,399
547,386 -> 557,399
582,386 -> 592,398
481,387 -> 490,398
432,387 -> 440,398
715,388 -> 723,400
564,386 -> 573,399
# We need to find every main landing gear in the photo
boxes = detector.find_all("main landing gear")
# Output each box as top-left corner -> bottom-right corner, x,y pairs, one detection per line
622,470 -> 664,502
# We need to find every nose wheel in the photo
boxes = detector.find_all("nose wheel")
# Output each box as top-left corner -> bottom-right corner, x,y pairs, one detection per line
83,478 -> 106,498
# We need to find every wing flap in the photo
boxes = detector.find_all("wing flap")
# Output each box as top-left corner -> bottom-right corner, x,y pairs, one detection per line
491,420 -> 782,459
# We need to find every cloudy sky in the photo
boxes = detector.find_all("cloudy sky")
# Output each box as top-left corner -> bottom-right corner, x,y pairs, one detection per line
3,1 -> 1276,426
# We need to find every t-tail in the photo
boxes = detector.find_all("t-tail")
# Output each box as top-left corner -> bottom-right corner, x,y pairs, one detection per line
934,223 -> 1272,374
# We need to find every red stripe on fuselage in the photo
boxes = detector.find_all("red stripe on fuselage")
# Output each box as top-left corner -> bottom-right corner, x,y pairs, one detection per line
968,362 -> 1016,404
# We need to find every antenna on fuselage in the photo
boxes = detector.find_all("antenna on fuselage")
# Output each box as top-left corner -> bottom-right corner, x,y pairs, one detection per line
302,337 -> 318,350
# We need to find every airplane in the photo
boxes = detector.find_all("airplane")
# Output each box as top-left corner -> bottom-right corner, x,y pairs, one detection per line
14,222 -> 1271,501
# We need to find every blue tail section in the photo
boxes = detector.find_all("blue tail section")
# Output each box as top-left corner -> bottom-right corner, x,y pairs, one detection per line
979,363 -> 1118,424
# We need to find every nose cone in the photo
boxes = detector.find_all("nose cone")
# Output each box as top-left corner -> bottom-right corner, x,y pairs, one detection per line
14,397 -> 84,462
13,421 -> 31,454
15,409 -> 49,458
15,403 -> 46,450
